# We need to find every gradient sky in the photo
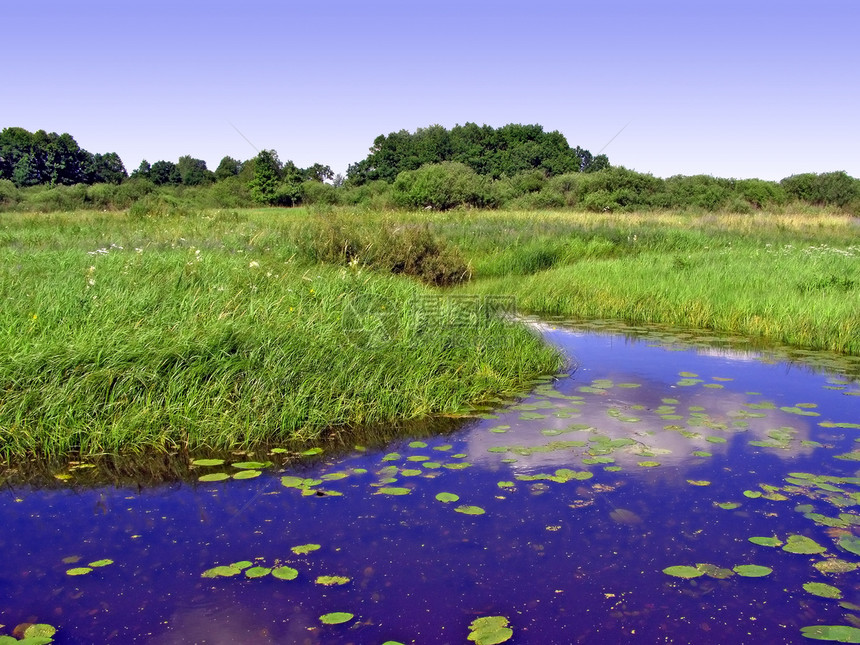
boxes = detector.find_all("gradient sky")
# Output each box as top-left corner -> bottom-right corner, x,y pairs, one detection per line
5,0 -> 858,180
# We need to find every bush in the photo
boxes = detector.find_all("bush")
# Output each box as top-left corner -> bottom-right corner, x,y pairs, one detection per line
301,180 -> 339,206
299,215 -> 470,286
392,162 -> 493,210
735,179 -> 787,209
0,179 -> 18,207
781,171 -> 859,207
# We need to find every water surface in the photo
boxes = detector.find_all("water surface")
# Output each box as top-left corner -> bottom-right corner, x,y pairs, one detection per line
3,322 -> 860,644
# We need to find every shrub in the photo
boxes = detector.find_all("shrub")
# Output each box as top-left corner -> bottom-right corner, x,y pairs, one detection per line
299,215 -> 470,286
781,171 -> 859,207
0,179 -> 18,207
392,162 -> 492,210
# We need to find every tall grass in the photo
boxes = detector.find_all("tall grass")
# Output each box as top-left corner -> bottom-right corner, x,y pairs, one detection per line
0,209 -> 560,459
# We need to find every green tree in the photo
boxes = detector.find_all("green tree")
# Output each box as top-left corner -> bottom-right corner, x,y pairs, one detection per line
249,149 -> 282,204
86,152 -> 127,184
214,156 -> 242,181
149,160 -> 181,185
177,155 -> 213,185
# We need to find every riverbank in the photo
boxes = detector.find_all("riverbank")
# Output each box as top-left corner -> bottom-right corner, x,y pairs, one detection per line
2,206 -> 857,459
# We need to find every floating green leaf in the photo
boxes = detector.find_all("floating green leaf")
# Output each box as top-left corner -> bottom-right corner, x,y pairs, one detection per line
199,473 -> 231,482
88,559 -> 113,567
837,535 -> 860,556
382,452 -> 401,461
23,624 -> 57,640
468,616 -> 513,645
814,559 -> 859,574
291,544 -> 321,555
692,451 -> 712,457
376,487 -> 411,496
231,461 -> 272,469
696,563 -> 734,579
733,564 -> 772,577
749,536 -> 783,547
301,447 -> 324,456
800,625 -> 860,642
436,492 -> 460,503
408,441 -> 428,448
271,566 -> 299,580
315,575 -> 350,586
245,566 -> 271,578
717,502 -> 741,510
637,461 -> 660,468
662,565 -> 704,579
66,567 -> 93,576
804,582 -> 843,599
201,565 -> 241,578
191,458 -> 225,467
784,535 -> 827,554
687,480 -> 711,486
232,470 -> 261,480
319,612 -> 354,625
455,505 -> 486,515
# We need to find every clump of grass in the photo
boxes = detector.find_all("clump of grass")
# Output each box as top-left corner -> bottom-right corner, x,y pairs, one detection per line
296,213 -> 470,285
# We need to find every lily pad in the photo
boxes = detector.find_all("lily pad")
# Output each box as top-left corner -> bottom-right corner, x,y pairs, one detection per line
66,566 -> 93,576
315,575 -> 350,586
301,447 -> 324,456
23,624 -> 57,639
837,535 -> 860,556
291,544 -> 321,555
800,625 -> 860,642
662,565 -> 704,579
637,461 -> 660,468
408,441 -> 428,448
784,535 -> 827,554
733,564 -> 773,577
804,582 -> 843,599
232,470 -> 261,480
696,563 -> 734,579
271,566 -> 299,580
319,612 -> 354,625
468,616 -> 513,645
749,536 -> 783,547
455,505 -> 486,515
191,458 -> 225,467
245,566 -> 271,578
88,559 -> 113,567
436,492 -> 460,503
232,461 -> 272,469
199,473 -> 231,482
201,565 -> 241,578
687,480 -> 711,487
814,559 -> 859,574
376,487 -> 411,496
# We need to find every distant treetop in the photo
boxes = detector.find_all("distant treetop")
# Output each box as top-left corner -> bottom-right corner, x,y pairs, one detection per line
0,126 -> 127,187
346,123 -> 609,185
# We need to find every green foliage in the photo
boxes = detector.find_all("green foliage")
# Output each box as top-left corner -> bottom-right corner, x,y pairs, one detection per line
249,150 -> 282,204
392,162 -> 494,210
214,156 -> 242,181
149,160 -> 181,186
299,214 -> 470,286
782,171 -> 859,208
0,127 -> 125,187
347,122 -> 605,185
177,155 -> 213,186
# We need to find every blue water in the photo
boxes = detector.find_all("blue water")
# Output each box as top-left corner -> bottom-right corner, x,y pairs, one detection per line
2,323 -> 859,644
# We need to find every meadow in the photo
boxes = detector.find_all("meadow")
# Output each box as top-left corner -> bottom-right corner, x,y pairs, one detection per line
1,206 -> 857,460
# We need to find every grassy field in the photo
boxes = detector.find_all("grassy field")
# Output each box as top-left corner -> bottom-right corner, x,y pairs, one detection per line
0,209 -> 560,459
1,206 -> 858,460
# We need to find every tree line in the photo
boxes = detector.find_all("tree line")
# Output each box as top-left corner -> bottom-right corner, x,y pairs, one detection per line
1,124 -> 858,215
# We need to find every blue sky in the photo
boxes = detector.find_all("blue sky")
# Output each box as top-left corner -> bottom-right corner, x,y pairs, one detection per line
5,0 -> 858,180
